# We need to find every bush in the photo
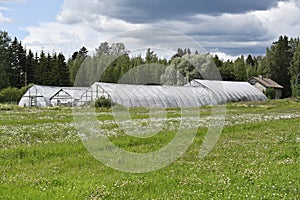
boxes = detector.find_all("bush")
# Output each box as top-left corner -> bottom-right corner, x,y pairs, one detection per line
0,84 -> 32,103
265,87 -> 275,99
0,87 -> 20,102
95,97 -> 114,108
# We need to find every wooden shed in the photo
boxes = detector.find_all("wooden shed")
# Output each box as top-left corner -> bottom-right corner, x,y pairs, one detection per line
248,76 -> 284,99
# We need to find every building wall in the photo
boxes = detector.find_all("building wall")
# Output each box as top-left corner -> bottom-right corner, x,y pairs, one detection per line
248,78 -> 283,99
248,78 -> 267,93
275,89 -> 282,99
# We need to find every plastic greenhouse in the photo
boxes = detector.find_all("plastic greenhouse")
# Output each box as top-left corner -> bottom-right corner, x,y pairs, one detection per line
187,79 -> 267,103
78,82 -> 218,107
50,87 -> 88,106
18,85 -> 88,107
78,81 -> 266,108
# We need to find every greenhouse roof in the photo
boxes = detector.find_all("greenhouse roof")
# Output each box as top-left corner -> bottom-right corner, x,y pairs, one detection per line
188,79 -> 267,103
87,82 -> 216,108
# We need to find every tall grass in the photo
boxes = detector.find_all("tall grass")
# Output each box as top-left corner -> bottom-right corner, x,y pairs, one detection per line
0,100 -> 299,199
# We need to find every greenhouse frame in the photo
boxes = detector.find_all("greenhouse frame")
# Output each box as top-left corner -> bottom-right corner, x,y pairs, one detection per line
19,80 -> 267,108
50,87 -> 89,106
78,81 -> 267,108
187,79 -> 267,103
18,85 -> 88,107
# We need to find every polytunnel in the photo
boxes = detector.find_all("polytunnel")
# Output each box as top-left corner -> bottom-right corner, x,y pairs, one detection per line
78,82 -> 218,108
187,80 -> 267,103
18,85 -> 88,107
18,85 -> 61,107
50,87 -> 88,106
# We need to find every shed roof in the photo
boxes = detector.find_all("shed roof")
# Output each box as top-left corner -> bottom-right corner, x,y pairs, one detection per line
249,76 -> 284,89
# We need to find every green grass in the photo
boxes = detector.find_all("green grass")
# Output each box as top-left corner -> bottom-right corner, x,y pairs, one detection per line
0,100 -> 299,199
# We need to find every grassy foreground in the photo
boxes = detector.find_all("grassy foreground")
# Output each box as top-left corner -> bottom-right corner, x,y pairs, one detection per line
0,100 -> 299,199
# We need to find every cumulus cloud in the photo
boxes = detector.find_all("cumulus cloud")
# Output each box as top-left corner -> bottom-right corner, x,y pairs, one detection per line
254,1 -> 300,38
22,21 -> 105,57
22,0 -> 300,58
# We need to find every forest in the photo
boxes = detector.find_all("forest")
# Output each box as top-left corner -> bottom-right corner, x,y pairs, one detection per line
0,30 -> 300,102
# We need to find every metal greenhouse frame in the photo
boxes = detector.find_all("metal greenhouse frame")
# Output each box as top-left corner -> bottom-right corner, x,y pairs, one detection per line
188,80 -> 267,103
78,81 -> 265,108
18,85 -> 88,107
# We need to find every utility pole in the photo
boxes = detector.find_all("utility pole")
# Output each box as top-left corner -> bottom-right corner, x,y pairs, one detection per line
21,72 -> 27,86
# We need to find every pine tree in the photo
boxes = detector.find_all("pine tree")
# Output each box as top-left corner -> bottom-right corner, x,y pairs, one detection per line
68,47 -> 88,85
25,50 -> 35,85
234,55 -> 246,81
266,36 -> 293,97
0,31 -> 11,89
290,43 -> 300,96
57,53 -> 70,86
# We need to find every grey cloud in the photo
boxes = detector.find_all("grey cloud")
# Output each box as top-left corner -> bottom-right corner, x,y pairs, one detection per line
89,0 -> 279,23
50,0 -> 297,58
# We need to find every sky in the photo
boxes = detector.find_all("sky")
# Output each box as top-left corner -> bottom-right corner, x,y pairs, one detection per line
1,0 -> 300,60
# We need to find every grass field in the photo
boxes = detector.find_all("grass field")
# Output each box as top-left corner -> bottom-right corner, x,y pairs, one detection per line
0,100 -> 299,199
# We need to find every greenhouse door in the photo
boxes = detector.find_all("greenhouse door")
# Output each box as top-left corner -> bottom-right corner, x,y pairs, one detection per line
30,97 -> 37,107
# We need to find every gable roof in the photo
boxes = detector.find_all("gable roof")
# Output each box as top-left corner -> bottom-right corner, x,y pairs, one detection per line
249,77 -> 284,89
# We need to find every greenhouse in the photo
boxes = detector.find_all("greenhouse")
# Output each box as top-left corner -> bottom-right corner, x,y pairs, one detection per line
78,81 -> 267,108
18,85 -> 61,107
19,80 -> 267,108
18,85 -> 88,107
78,82 -> 217,107
50,87 -> 89,106
187,79 -> 267,103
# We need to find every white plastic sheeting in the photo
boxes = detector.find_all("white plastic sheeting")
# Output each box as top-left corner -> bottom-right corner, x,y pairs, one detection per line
19,80 -> 267,108
79,82 -> 217,108
18,85 -> 88,107
50,87 -> 88,106
18,85 -> 61,107
188,80 -> 267,103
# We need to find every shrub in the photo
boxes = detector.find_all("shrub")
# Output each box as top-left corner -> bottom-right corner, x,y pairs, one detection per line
95,97 -> 114,108
0,84 -> 32,103
265,87 -> 275,99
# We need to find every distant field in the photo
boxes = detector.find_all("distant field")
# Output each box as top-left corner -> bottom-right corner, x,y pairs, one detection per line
0,100 -> 299,199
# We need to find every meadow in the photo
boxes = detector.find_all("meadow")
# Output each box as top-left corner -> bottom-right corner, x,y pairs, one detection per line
0,100 -> 299,199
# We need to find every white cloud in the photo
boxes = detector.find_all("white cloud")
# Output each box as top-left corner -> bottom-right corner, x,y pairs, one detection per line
0,6 -> 12,24
0,12 -> 11,23
211,51 -> 239,61
21,0 -> 300,59
22,21 -> 105,57
253,1 -> 300,38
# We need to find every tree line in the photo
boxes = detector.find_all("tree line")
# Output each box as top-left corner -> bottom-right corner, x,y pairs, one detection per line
1,30 -> 300,99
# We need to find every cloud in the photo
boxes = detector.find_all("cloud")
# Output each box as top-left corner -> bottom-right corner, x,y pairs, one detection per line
22,21 -> 104,57
0,6 -> 12,24
0,12 -> 11,23
253,1 -> 300,38
58,0 -> 278,24
22,0 -> 300,59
